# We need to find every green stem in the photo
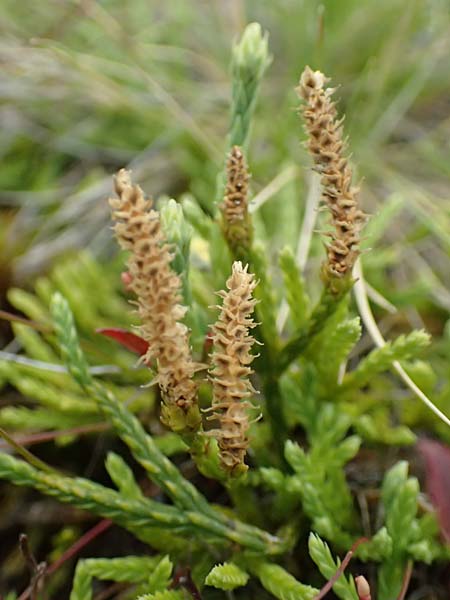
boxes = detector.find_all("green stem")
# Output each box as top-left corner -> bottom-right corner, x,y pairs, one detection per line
0,426 -> 56,474
278,277 -> 353,374
263,374 -> 287,461
88,382 -> 212,516
0,451 -> 286,555
0,452 -> 188,537
185,511 -> 284,555
248,246 -> 287,461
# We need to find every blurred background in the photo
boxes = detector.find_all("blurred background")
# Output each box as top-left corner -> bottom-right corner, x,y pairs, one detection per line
1,0 -> 450,595
1,0 -> 450,301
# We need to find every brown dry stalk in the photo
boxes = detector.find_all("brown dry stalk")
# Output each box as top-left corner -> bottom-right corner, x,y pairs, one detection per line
109,169 -> 201,433
220,145 -> 253,259
296,66 -> 366,283
207,261 -> 258,475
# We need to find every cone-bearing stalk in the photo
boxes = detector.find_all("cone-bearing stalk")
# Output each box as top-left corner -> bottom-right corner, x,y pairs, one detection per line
296,66 -> 366,288
109,169 -> 201,433
278,67 -> 367,373
220,145 -> 253,260
207,261 -> 258,476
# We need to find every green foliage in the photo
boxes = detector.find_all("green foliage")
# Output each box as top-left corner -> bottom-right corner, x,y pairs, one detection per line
280,372 -> 361,548
355,413 -> 416,446
160,197 -> 193,305
160,198 -> 192,277
70,556 -> 163,600
105,451 -> 142,500
356,527 -> 393,562
0,406 -> 91,433
0,251 -> 152,447
250,242 -> 279,351
0,452 -> 187,536
279,246 -> 311,330
308,534 -> 358,600
376,462 -> 422,600
342,331 -> 431,389
279,276 -> 354,373
51,292 -> 93,387
280,365 -> 317,430
205,562 -> 249,590
229,22 -> 271,149
7,288 -> 52,327
250,561 -> 318,600
159,198 -> 205,348
136,592 -> 185,600
146,556 -> 174,593
285,434 -> 356,548
314,317 -> 362,388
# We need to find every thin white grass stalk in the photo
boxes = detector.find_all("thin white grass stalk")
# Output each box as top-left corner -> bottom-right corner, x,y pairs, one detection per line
365,281 -> 397,314
409,248 -> 450,312
353,260 -> 450,428
276,172 -> 321,333
0,352 -> 120,375
249,165 -> 298,213
295,171 -> 321,271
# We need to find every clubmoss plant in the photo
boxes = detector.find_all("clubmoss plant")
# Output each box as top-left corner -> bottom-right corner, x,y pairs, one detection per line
0,22 -> 449,600
220,145 -> 253,261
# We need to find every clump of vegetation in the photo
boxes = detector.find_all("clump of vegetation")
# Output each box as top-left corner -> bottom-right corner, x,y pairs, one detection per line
0,18 -> 449,600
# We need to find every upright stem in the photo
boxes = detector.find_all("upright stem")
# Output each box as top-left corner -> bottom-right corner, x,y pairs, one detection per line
263,374 -> 287,461
254,324 -> 287,464
278,276 -> 353,374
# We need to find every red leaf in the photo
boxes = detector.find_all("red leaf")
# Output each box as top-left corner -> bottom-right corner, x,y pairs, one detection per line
96,328 -> 149,356
417,438 -> 450,543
